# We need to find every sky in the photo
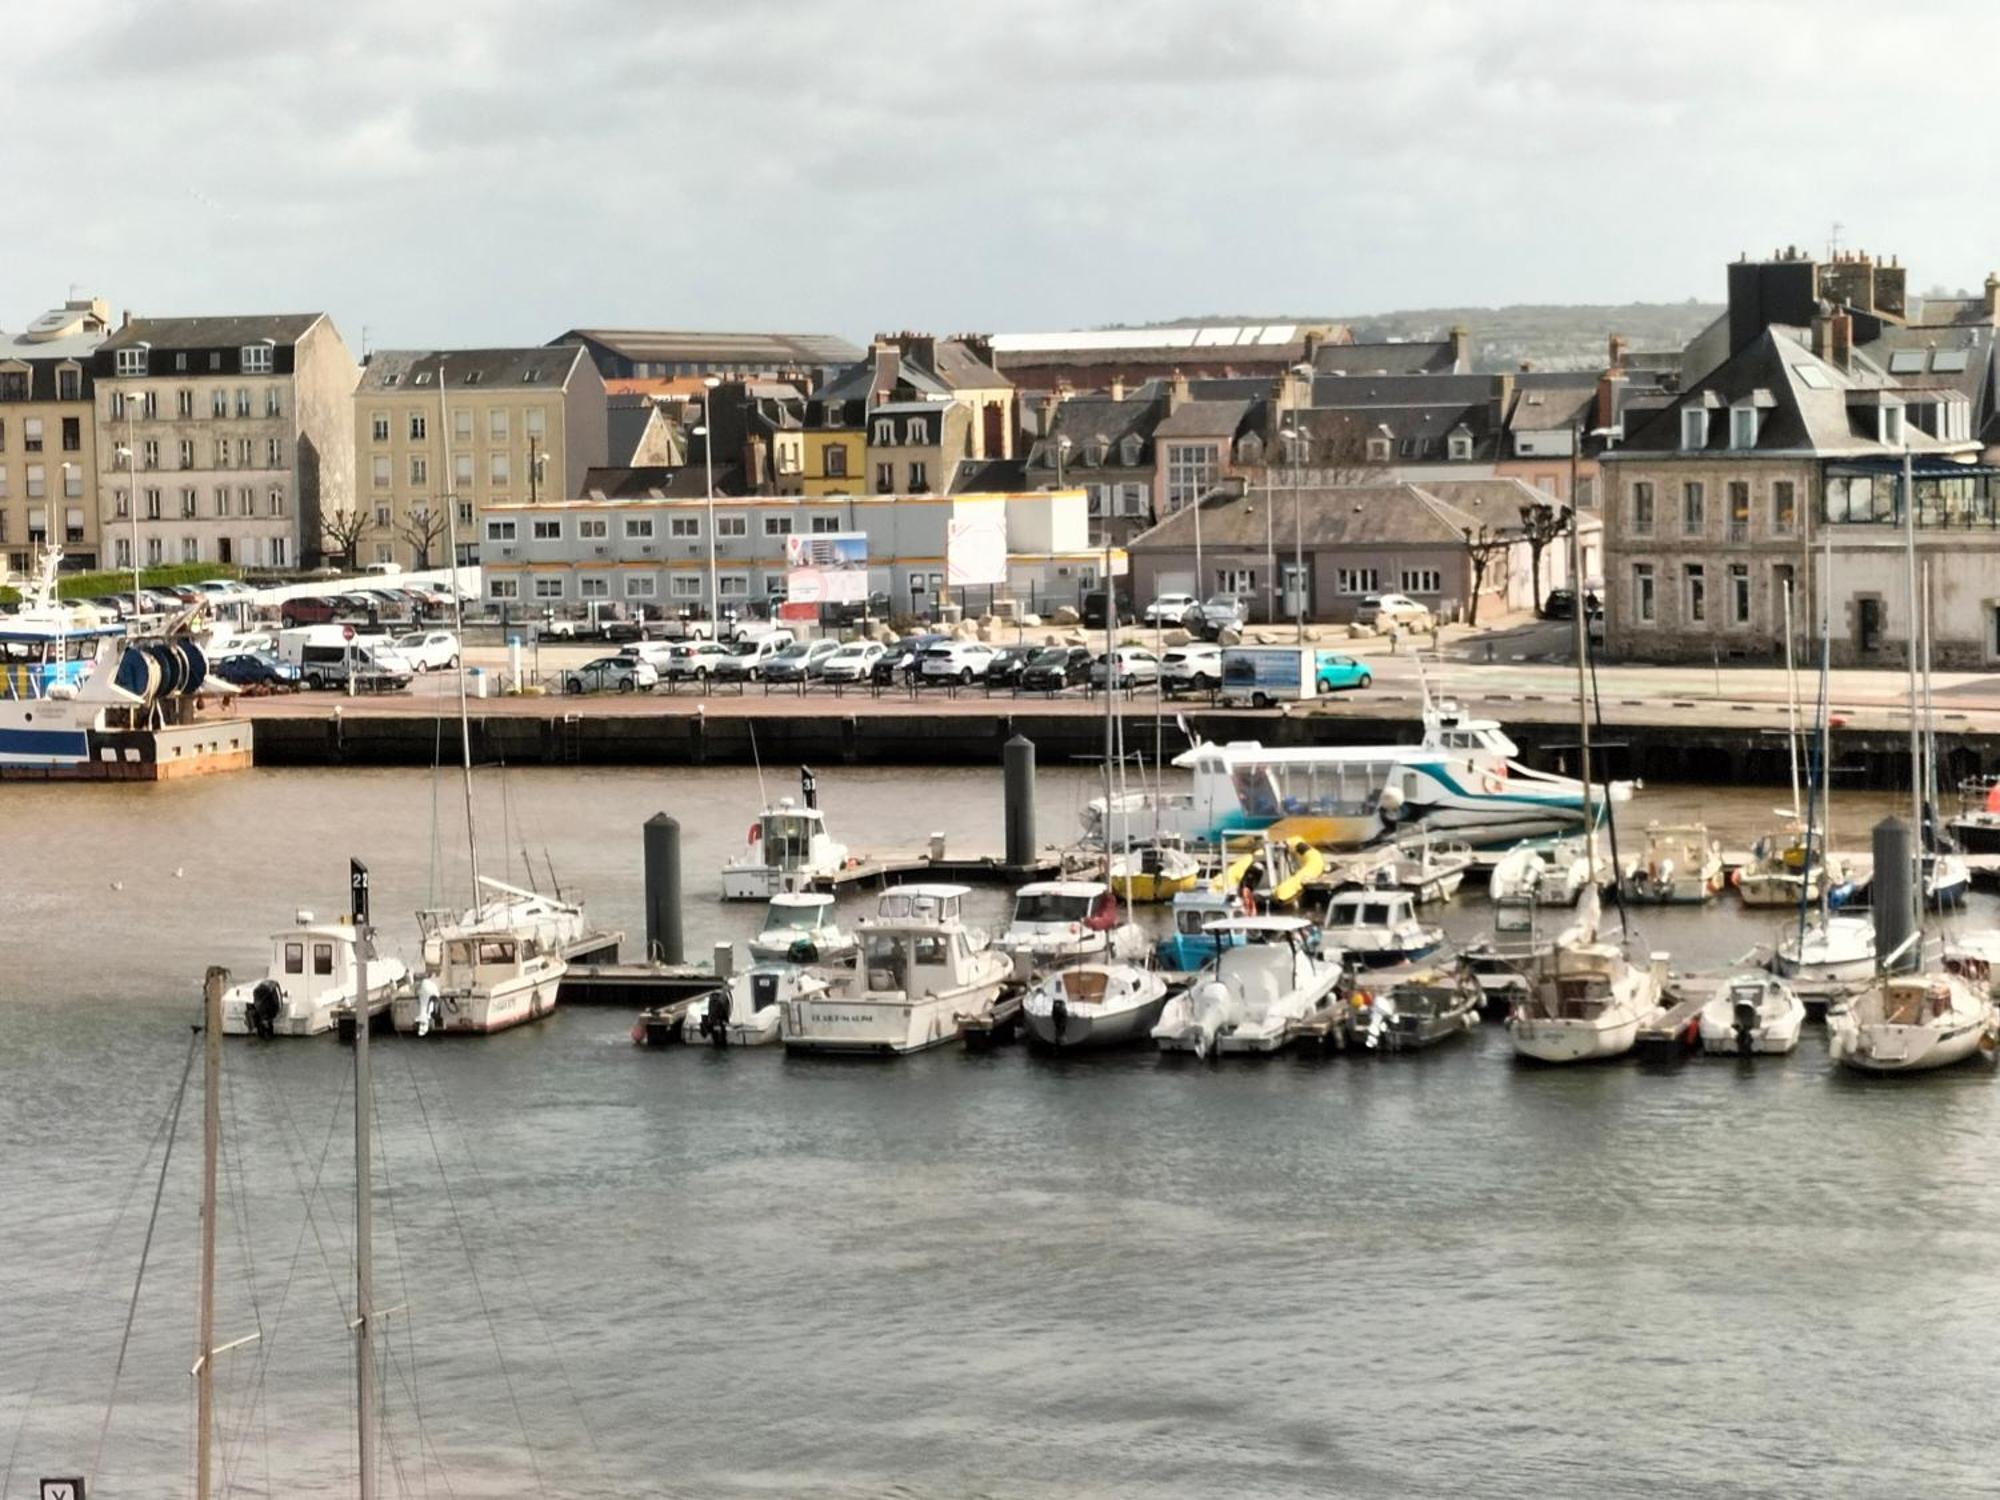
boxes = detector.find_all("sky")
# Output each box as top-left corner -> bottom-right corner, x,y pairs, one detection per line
7,0 -> 2000,353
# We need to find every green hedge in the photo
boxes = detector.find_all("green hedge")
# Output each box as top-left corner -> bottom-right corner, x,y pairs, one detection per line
0,562 -> 239,606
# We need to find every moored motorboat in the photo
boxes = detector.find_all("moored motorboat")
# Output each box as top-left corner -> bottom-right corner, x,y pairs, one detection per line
394,917 -> 566,1035
1021,963 -> 1172,1050
997,879 -> 1149,981
722,768 -> 849,901
1152,916 -> 1343,1057
1154,889 -> 1245,972
1321,889 -> 1443,969
1488,836 -> 1595,908
1619,823 -> 1724,905
782,899 -> 1013,1055
221,912 -> 409,1037
746,892 -> 858,966
674,963 -> 831,1047
1346,960 -> 1480,1052
1696,972 -> 1805,1055
1364,837 -> 1472,904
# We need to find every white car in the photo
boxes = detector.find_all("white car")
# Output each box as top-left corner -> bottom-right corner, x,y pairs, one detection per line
919,641 -> 997,684
392,629 -> 460,671
1090,646 -> 1161,688
820,641 -> 886,683
663,640 -> 733,681
565,656 -> 658,693
1160,641 -> 1222,693
1143,592 -> 1200,627
1356,592 -> 1433,631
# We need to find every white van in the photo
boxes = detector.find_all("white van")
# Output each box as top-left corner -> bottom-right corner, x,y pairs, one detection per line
277,625 -> 416,690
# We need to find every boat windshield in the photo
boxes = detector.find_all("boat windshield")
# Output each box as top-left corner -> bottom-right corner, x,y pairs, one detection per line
768,903 -> 826,931
1337,901 -> 1401,928
1014,891 -> 1092,922
1176,906 -> 1222,935
880,890 -> 958,922
761,813 -> 817,866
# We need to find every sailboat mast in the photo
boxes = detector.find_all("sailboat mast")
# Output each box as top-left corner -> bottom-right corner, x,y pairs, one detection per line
1782,580 -> 1800,826
439,360 -> 483,909
1901,446 -> 1922,941
352,861 -> 378,1500
195,966 -> 223,1500
1102,531 -> 1116,879
1567,490 -> 1596,892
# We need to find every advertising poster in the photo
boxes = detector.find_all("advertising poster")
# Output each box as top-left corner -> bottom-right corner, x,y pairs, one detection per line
785,531 -> 869,604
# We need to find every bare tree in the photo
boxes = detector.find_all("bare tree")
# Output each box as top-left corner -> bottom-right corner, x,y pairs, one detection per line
320,506 -> 371,567
1310,424 -> 1393,487
1460,524 -> 1513,628
1516,501 -> 1569,610
400,504 -> 447,570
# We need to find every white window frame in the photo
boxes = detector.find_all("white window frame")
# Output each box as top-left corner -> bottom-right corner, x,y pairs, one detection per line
240,344 -> 274,374
624,516 -> 655,540
763,515 -> 793,537
1399,568 -> 1442,595
624,574 -> 657,599
669,516 -> 700,538
579,575 -> 609,599
578,517 -> 608,540
1633,562 -> 1656,625
532,577 -> 565,599
1336,567 -> 1380,595
532,518 -> 561,540
1730,407 -> 1758,449
115,348 -> 145,376
485,519 -> 518,542
488,576 -> 519,599
670,574 -> 703,599
1680,408 -> 1707,450
1727,563 -> 1751,628
716,515 -> 748,538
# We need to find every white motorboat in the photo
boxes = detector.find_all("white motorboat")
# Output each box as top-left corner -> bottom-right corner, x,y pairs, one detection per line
1363,837 -> 1472,904
746,892 -> 858,966
782,900 -> 1014,1055
1107,842 -> 1202,904
1828,971 -> 1995,1073
1021,962 -> 1172,1050
1772,912 -> 1876,983
221,912 -> 409,1037
722,768 -> 849,901
1321,889 -> 1443,969
997,879 -> 1149,981
1696,972 -> 1805,1055
1619,823 -> 1724,904
1488,836 -> 1594,908
1925,850 -> 1970,909
1347,961 -> 1480,1052
680,963 -> 831,1047
1152,916 -> 1343,1057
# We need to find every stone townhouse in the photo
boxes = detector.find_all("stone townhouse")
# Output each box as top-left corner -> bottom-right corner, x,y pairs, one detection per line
0,296 -> 110,572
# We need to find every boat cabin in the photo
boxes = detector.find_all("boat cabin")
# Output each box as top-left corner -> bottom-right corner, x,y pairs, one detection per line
1204,917 -> 1317,1014
756,799 -> 831,873
1530,943 -> 1625,1020
857,923 -> 985,1000
268,918 -> 364,999
437,929 -> 548,987
877,883 -> 970,925
1009,881 -> 1115,928
1325,890 -> 1421,934
762,891 -> 838,934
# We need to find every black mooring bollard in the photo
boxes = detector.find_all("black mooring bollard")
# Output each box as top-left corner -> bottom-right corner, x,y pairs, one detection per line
644,813 -> 683,964
1004,734 -> 1037,869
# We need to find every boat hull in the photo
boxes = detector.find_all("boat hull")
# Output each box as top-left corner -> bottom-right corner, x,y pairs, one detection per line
392,971 -> 561,1035
1022,993 -> 1170,1050
782,994 -> 971,1055
1830,1018 -> 1989,1072
1508,1014 -> 1641,1064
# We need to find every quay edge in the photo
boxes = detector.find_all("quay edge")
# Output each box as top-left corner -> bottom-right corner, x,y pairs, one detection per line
242,706 -> 1995,790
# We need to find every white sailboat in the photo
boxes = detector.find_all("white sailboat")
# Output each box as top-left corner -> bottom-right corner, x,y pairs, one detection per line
1021,962 -> 1173,1050
1507,498 -> 1662,1062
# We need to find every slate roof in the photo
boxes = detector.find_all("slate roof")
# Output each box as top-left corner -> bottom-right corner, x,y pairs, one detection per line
1506,380 -> 1597,433
606,396 -> 666,466
1423,478 -> 1600,524
1025,396 -> 1164,470
1313,340 -> 1459,377
101,314 -> 324,351
949,457 -> 1030,493
554,329 -> 862,366
1128,483 -> 1487,551
579,463 -> 749,500
1154,398 -> 1258,439
1293,402 -> 1502,463
358,345 -> 586,392
929,341 -> 1009,389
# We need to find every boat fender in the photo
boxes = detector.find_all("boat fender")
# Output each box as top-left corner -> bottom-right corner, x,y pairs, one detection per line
1728,868 -> 1741,889
250,979 -> 282,1039
629,1020 -> 647,1046
415,978 -> 443,1037
1238,886 -> 1257,917
748,822 -> 762,844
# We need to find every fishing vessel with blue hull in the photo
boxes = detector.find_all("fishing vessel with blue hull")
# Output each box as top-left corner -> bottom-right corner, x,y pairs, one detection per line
0,549 -> 252,779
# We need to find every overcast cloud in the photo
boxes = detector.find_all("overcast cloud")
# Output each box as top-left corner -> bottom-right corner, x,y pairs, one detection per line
6,0 -> 1998,350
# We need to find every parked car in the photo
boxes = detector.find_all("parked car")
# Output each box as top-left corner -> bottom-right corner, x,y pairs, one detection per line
920,640 -> 997,684
1020,645 -> 1094,692
1090,646 -> 1161,688
1081,588 -> 1136,629
873,632 -> 950,686
762,638 -> 843,683
662,640 -> 734,682
1143,592 -> 1201,628
711,633 -> 795,682
280,596 -> 340,627
195,579 -> 253,600
391,629 -> 460,671
1541,587 -> 1603,621
1160,641 -> 1224,694
617,641 -> 681,672
1356,592 -> 1433,632
820,640 -> 887,683
1192,594 -> 1248,639
1313,654 -> 1373,692
984,643 -> 1039,688
213,652 -> 300,690
565,656 -> 658,694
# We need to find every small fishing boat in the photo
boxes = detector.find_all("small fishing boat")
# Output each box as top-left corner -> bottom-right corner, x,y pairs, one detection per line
1152,917 -> 1344,1058
1108,841 -> 1202,904
1154,888 -> 1246,972
1211,833 -> 1324,909
1321,889 -> 1443,969
1772,912 -> 1876,983
1487,836 -> 1595,908
1947,777 -> 2000,854
1021,962 -> 1172,1050
1696,972 -> 1805,1055
1828,970 -> 1995,1073
1459,933 -> 1541,1019
395,918 -> 566,1036
1619,823 -> 1724,904
782,899 -> 1014,1055
221,912 -> 409,1037
673,963 -> 832,1048
722,768 -> 849,901
746,892 -> 858,966
1734,826 -> 1853,909
1363,837 -> 1472,904
1346,961 -> 1480,1052
997,879 -> 1149,981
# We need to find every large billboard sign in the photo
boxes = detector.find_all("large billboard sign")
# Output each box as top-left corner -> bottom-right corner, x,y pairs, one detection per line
946,503 -> 1008,587
785,532 -> 869,604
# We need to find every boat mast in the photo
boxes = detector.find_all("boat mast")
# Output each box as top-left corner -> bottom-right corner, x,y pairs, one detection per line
1901,445 -> 1922,943
1782,579 -> 1800,828
1102,526 -> 1116,882
1567,483 -> 1596,897
195,966 -> 223,1500
1922,560 -> 1938,846
352,860 -> 378,1500
439,359 -> 483,909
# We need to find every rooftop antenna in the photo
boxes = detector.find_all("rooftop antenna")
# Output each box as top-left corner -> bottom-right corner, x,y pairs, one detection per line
1827,221 -> 1845,261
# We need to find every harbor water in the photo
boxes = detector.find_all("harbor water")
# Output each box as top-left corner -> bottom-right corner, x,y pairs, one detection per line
5,766 -> 2000,1498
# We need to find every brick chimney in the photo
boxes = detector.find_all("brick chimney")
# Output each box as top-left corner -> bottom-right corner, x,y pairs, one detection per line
1829,308 -> 1853,370
1595,368 -> 1626,432
1608,333 -> 1628,369
1985,273 -> 2000,321
1448,324 -> 1470,370
1166,367 -> 1190,414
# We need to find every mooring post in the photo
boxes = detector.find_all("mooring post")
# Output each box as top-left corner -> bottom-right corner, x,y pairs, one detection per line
643,813 -> 683,964
1004,733 -> 1037,870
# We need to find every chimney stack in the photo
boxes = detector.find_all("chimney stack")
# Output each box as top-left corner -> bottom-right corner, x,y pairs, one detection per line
1448,324 -> 1471,371
1608,333 -> 1628,370
1596,367 -> 1626,432
1167,368 -> 1190,413
1829,308 -> 1853,370
1109,374 -> 1125,402
1986,273 -> 2000,321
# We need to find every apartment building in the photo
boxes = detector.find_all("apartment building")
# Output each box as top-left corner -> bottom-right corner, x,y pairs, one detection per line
480,488 -> 1099,619
0,297 -> 110,571
354,346 -> 606,568
94,314 -> 358,570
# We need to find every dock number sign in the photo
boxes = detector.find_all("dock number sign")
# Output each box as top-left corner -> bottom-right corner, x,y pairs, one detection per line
350,858 -> 370,926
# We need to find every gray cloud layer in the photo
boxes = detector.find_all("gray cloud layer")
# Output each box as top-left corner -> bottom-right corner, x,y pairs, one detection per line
6,0 -> 1996,350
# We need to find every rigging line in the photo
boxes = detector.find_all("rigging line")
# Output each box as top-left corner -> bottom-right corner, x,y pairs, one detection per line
419,1053 -> 612,1485
430,713 -> 446,908
81,1026 -> 201,1493
7,1031 -> 188,1497
371,1064 -> 445,1500
220,1061 -> 351,1495
404,1048 -> 550,1499
378,1334 -> 458,1500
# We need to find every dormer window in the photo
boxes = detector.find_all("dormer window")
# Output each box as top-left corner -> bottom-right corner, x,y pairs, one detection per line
1119,434 -> 1142,466
1681,408 -> 1708,450
1730,407 -> 1759,449
1882,403 -> 1905,446
414,371 -> 432,386
240,344 -> 273,374
114,347 -> 146,377
905,419 -> 925,443
1447,430 -> 1472,461
873,419 -> 893,444
823,401 -> 843,427
1084,440 -> 1108,466
1236,434 -> 1263,465
1367,435 -> 1392,463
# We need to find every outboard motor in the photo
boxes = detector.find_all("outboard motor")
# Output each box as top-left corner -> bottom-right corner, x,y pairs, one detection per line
1051,995 -> 1069,1040
413,977 -> 442,1038
1732,988 -> 1760,1056
697,988 -> 731,1045
250,979 -> 283,1039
